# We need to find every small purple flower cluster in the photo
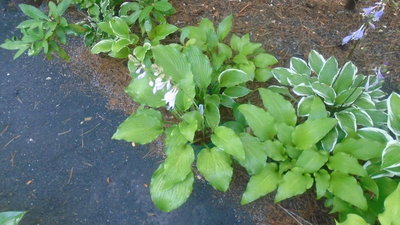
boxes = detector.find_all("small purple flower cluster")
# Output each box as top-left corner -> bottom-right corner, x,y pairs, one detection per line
341,1 -> 386,45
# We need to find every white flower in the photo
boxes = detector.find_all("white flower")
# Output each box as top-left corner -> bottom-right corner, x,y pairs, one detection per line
199,104 -> 204,115
151,64 -> 163,76
153,77 -> 167,94
163,86 -> 179,110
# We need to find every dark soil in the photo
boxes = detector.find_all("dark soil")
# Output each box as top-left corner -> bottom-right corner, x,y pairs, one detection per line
2,0 -> 399,224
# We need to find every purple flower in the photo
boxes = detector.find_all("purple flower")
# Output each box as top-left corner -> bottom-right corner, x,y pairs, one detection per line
341,25 -> 366,45
373,8 -> 384,21
374,67 -> 384,81
362,6 -> 376,16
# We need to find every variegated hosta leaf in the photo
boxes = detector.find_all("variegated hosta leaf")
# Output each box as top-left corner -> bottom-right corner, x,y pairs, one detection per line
387,92 -> 400,136
271,67 -> 296,85
381,141 -> 400,176
335,111 -> 356,136
332,61 -> 357,94
311,82 -> 336,105
321,127 -> 339,152
358,127 -> 393,143
345,108 -> 373,127
290,57 -> 311,76
354,93 -> 376,110
293,84 -> 314,96
308,96 -> 328,120
308,50 -> 326,74
318,56 -> 338,86
334,87 -> 363,107
297,96 -> 314,117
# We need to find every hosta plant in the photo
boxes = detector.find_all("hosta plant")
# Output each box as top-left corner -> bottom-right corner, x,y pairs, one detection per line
0,0 -> 84,61
0,211 -> 26,225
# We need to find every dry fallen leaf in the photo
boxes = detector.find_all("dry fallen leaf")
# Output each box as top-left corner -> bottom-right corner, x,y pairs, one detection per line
84,117 -> 92,121
26,180 -> 33,185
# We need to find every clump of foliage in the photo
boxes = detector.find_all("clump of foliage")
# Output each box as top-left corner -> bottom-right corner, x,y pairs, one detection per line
0,211 -> 26,225
1,0 -> 400,224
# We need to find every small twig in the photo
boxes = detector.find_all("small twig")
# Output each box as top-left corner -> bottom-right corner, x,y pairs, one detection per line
277,204 -> 313,225
0,125 -> 9,136
57,129 -> 71,136
3,135 -> 21,149
16,96 -> 23,104
67,167 -> 74,184
10,152 -> 16,167
81,123 -> 101,136
81,129 -> 84,148
238,3 -> 252,16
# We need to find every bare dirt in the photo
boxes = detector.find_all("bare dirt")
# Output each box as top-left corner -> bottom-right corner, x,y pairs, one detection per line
47,0 -> 399,224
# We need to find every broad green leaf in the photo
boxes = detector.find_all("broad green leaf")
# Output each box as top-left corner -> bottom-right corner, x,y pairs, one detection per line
183,45 -> 212,89
254,53 -> 278,68
0,211 -> 26,225
98,22 -> 114,35
378,183 -> 400,225
276,122 -> 294,146
110,17 -> 131,38
335,87 -> 363,106
49,2 -> 59,17
149,24 -> 178,43
308,96 -> 328,120
211,126 -> 245,160
57,0 -> 72,15
255,68 -> 273,82
139,6 -> 153,22
275,167 -> 313,202
163,144 -> 194,186
150,166 -> 193,212
165,125 -> 187,149
295,148 -> 329,173
335,111 -> 356,135
297,96 -> 314,117
292,118 -> 337,150
238,104 -> 276,141
112,109 -> 163,144
125,76 -> 165,107
290,57 -> 311,76
154,0 -> 173,11
241,163 -> 280,204
204,102 -> 220,130
359,176 -> 379,199
318,56 -> 338,85
267,85 -> 294,99
197,147 -> 232,191
223,86 -> 251,98
91,39 -> 114,54
264,140 -> 286,161
19,4 -> 48,20
217,15 -> 233,41
321,127 -> 338,152
387,92 -> 400,136
366,109 -> 388,126
218,69 -> 251,87
328,171 -> 367,210
175,76 -> 196,111
152,45 -> 192,83
272,67 -> 295,85
311,82 -> 336,105
259,88 -> 297,126
381,141 -> 400,175
334,137 -> 385,160
308,50 -> 325,74
314,169 -> 330,199
333,62 -> 357,94
293,84 -> 314,96
238,133 -> 268,175
328,152 -> 367,176
111,38 -> 130,53
0,40 -> 29,50
336,214 -> 369,225
178,120 -> 197,142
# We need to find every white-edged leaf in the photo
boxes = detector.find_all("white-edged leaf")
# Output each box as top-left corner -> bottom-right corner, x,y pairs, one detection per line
311,82 -> 336,105
333,61 -> 357,94
387,92 -> 400,136
335,111 -> 356,136
381,141 -> 400,175
308,50 -> 326,74
318,56 -> 338,85
290,57 -> 311,76
218,69 -> 252,87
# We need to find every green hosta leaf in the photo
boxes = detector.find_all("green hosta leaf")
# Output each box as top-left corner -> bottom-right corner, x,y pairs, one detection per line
259,88 -> 297,126
387,92 -> 400,136
218,69 -> 251,87
335,87 -> 363,106
125,76 -> 165,107
149,24 -> 178,44
267,86 -> 294,99
321,127 -> 338,152
333,62 -> 357,94
211,126 -> 245,160
108,46 -> 130,59
346,108 -> 373,127
154,0 -> 173,11
290,57 -> 311,76
272,67 -> 295,85
287,74 -> 310,86
265,140 -> 286,161
336,214 -> 369,225
238,133 -> 268,175
91,39 -> 114,54
238,104 -> 276,141
0,211 -> 26,225
308,50 -> 325,74
275,167 -> 313,202
254,68 -> 273,82
98,21 -> 114,35
165,125 -> 187,149
254,53 -> 278,68
163,144 -> 194,186
354,93 -> 376,110
334,137 -> 385,160
297,96 -> 314,117
204,102 -> 220,130
150,166 -> 194,212
110,17 -> 131,38
378,183 -> 400,225
217,15 -> 233,41
152,45 -> 192,83
223,86 -> 251,98
175,77 -> 195,111
311,82 -> 336,105
292,118 -> 337,150
381,141 -> 400,175
57,0 -> 72,15
178,120 -> 197,142
241,42 -> 262,56
183,45 -> 212,89
197,147 -> 232,191
295,148 -> 329,173
366,109 -> 388,126
309,96 -> 328,120
19,4 -> 48,20
359,176 -> 379,199
293,84 -> 314,96
358,127 -> 393,143
139,6 -> 153,22
328,171 -> 367,210
111,38 -> 130,53
335,111 -> 356,135
241,163 -> 281,205
318,56 -> 338,85
328,152 -> 367,176
314,169 -> 330,199
112,109 -> 163,144
276,122 -> 294,146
